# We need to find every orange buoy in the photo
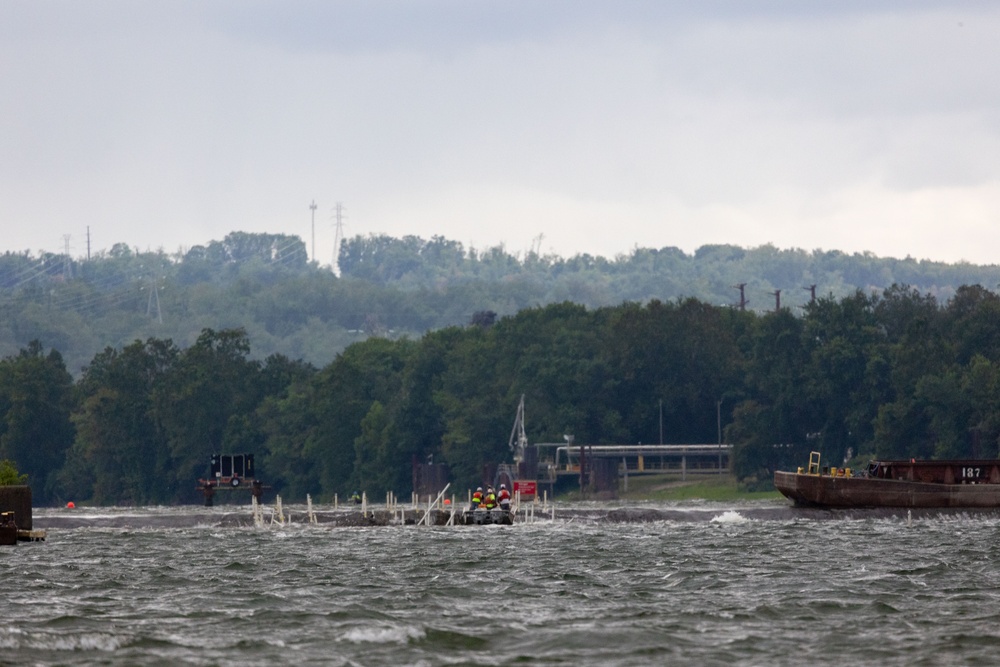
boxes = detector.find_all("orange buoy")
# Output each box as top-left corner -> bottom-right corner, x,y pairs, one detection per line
443,498 -> 451,505
66,501 -> 75,509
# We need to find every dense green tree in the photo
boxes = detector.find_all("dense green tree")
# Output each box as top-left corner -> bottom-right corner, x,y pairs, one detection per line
434,327 -> 507,487
800,291 -> 887,465
151,328 -> 264,501
353,401 -> 395,491
729,310 -> 815,481
256,378 -> 322,501
602,299 -> 746,445
7,258 -> 1000,503
944,285 -> 1000,365
294,338 -> 413,498
0,341 -> 75,502
0,458 -> 27,485
383,327 -> 460,484
66,338 -> 179,504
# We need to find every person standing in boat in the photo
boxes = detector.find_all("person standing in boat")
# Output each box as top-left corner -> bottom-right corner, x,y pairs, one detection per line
471,487 -> 484,510
497,484 -> 511,511
483,486 -> 497,510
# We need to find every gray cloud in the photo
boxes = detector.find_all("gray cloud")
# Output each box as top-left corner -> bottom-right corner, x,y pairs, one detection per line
2,1 -> 999,264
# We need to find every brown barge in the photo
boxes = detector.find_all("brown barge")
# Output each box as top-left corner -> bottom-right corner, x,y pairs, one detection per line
774,452 -> 1000,508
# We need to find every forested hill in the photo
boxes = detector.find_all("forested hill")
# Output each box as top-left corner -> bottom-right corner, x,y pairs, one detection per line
5,286 -> 1000,506
1,231 -> 998,375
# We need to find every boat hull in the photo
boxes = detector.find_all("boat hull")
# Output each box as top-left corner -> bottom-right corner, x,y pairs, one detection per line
774,470 -> 1000,508
461,509 -> 513,525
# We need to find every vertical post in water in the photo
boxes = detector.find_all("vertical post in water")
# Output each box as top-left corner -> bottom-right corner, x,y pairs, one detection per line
718,400 -> 725,476
717,399 -> 722,446
659,399 -> 663,445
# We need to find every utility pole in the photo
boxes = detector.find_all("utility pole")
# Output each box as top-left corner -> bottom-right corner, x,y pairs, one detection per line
803,284 -> 816,304
332,202 -> 346,274
86,226 -> 91,261
770,289 -> 781,312
732,283 -> 748,311
309,200 -> 317,263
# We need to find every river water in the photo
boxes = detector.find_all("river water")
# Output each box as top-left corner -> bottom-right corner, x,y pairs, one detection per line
4,501 -> 1000,666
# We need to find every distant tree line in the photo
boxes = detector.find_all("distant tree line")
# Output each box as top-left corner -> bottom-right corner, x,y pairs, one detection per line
2,231 -> 999,378
4,284 -> 1000,505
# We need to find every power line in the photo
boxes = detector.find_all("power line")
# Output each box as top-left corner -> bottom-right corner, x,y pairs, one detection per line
0,254 -> 60,287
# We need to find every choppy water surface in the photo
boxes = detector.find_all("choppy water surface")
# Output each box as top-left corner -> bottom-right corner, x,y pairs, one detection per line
5,502 -> 1000,666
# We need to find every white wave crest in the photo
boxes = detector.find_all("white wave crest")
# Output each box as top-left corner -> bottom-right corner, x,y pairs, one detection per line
341,625 -> 425,644
710,510 -> 750,524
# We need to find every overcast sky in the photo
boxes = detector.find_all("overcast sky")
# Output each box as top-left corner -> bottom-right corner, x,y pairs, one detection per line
2,1 -> 998,265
